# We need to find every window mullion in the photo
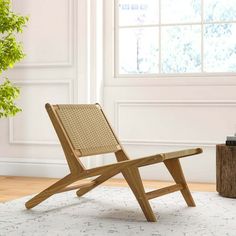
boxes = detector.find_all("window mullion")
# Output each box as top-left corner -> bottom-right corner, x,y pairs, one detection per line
119,22 -> 205,29
201,0 -> 204,73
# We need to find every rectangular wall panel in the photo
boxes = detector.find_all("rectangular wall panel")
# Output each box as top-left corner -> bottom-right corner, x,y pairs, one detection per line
9,81 -> 72,144
13,0 -> 73,66
116,101 -> 235,146
102,99 -> 236,182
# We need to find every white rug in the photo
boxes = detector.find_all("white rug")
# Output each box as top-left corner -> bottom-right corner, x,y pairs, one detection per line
0,186 -> 235,236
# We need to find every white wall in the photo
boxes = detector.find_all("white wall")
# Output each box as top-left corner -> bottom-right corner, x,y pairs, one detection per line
1,0 -> 235,183
102,0 -> 236,183
0,0 -> 90,177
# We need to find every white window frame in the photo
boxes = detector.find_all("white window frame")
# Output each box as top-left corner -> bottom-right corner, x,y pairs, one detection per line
109,0 -> 236,83
103,0 -> 236,89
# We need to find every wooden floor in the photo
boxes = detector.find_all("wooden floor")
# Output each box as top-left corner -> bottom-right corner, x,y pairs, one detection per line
0,176 -> 216,203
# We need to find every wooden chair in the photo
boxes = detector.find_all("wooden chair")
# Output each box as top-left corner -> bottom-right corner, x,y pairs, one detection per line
25,103 -> 203,222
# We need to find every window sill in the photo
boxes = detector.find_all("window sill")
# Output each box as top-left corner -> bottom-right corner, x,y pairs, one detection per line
105,74 -> 236,87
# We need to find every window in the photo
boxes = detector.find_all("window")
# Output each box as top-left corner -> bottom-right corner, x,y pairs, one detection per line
116,0 -> 236,76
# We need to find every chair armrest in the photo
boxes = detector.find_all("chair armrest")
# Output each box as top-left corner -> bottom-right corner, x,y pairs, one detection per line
85,148 -> 202,178
162,148 -> 203,160
136,148 -> 202,163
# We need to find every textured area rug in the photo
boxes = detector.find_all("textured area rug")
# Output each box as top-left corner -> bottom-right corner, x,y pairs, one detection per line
0,186 -> 235,236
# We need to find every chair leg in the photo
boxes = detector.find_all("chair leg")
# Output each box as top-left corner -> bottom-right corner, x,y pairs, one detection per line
25,174 -> 77,209
164,158 -> 195,207
122,167 -> 157,222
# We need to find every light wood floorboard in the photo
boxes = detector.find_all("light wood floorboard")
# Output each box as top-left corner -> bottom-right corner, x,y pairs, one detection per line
0,176 -> 216,203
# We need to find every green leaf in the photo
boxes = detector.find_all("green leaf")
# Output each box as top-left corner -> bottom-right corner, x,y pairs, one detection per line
0,78 -> 22,118
0,0 -> 28,117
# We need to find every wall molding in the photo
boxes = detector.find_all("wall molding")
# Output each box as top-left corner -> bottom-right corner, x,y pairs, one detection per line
0,157 -> 68,178
0,157 -> 67,165
9,79 -> 73,145
120,139 -> 219,147
115,100 -> 236,147
15,0 -> 74,68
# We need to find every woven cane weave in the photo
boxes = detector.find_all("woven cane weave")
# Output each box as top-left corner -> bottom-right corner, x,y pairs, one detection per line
56,104 -> 120,156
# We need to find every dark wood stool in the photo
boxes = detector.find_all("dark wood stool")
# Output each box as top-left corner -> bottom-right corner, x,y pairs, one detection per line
216,144 -> 236,198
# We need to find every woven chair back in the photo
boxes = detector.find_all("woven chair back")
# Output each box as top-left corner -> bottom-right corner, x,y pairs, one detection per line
55,104 -> 121,157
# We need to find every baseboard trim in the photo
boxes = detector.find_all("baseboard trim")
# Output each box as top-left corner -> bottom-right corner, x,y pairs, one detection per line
0,158 -> 69,178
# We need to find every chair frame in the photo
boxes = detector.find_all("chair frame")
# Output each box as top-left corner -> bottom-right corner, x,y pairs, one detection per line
25,103 -> 203,222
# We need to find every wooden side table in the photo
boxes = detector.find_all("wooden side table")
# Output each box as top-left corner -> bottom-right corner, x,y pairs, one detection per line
216,144 -> 236,198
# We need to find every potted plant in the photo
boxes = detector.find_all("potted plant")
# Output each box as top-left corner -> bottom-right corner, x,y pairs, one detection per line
0,0 -> 28,118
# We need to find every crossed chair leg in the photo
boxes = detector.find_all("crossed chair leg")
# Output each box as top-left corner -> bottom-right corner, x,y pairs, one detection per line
25,166 -> 126,210
25,158 -> 195,223
25,174 -> 77,209
77,159 -> 195,222
78,158 -> 195,222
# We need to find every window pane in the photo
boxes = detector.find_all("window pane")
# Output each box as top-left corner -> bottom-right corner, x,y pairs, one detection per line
204,0 -> 236,22
161,0 -> 201,24
119,27 -> 159,74
118,0 -> 159,26
204,23 -> 236,72
161,25 -> 201,73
